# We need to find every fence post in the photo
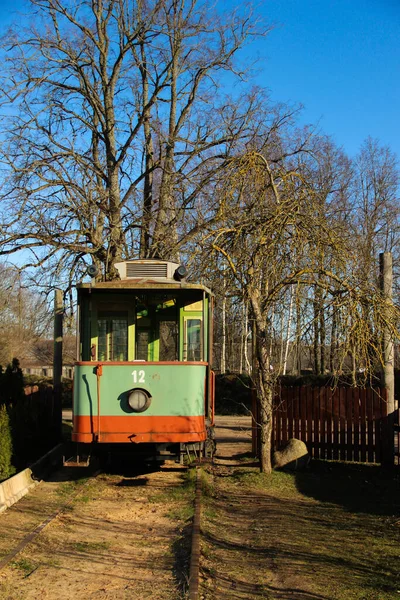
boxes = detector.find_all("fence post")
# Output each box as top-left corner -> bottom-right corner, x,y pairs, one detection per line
53,289 -> 63,443
380,252 -> 395,466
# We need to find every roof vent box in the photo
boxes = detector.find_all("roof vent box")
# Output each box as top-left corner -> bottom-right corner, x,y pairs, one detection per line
115,260 -> 180,280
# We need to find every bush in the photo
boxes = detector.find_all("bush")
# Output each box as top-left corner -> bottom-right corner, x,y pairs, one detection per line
215,373 -> 253,415
0,358 -> 24,404
0,404 -> 15,481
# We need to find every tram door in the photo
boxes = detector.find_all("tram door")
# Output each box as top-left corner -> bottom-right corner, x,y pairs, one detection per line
183,319 -> 202,361
135,321 -> 178,361
135,295 -> 178,361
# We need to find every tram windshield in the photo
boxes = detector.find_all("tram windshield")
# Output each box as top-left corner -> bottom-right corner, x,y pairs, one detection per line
85,289 -> 206,362
135,293 -> 179,361
159,320 -> 179,361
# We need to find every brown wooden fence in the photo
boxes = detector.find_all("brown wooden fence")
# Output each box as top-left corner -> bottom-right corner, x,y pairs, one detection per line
253,386 -> 397,465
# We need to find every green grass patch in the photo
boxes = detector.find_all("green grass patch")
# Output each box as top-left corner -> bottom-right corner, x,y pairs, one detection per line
74,478 -> 108,503
10,558 -> 37,576
57,475 -> 108,505
56,479 -> 88,499
149,469 -> 200,522
148,469 -> 196,505
229,468 -> 302,498
166,503 -> 194,522
198,468 -> 214,497
72,541 -> 111,553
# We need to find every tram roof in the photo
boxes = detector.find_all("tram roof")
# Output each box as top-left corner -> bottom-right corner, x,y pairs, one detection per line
77,279 -> 213,296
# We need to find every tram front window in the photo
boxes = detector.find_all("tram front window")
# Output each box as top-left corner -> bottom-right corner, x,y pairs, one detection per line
98,313 -> 128,361
159,320 -> 178,361
135,294 -> 179,361
136,329 -> 150,361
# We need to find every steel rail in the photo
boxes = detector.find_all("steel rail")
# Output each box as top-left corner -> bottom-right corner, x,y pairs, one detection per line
188,467 -> 202,600
0,470 -> 100,572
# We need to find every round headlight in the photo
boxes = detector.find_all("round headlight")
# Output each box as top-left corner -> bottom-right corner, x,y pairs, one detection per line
128,389 -> 151,412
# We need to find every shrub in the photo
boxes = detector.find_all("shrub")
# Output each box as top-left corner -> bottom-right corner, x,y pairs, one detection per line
0,358 -> 24,404
215,373 -> 253,415
0,404 -> 15,481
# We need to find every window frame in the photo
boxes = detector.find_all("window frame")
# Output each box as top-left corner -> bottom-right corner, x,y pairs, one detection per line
97,311 -> 129,362
183,316 -> 203,362
90,297 -> 135,362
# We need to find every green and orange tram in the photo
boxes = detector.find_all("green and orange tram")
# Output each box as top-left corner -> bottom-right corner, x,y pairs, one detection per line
72,260 -> 215,463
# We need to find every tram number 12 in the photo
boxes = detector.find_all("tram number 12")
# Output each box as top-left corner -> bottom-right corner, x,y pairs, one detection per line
132,370 -> 145,384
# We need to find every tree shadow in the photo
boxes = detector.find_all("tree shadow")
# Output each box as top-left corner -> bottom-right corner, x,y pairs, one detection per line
202,484 -> 400,599
295,460 -> 400,516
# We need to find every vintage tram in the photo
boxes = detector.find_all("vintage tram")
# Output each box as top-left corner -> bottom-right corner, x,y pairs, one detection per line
71,259 -> 215,463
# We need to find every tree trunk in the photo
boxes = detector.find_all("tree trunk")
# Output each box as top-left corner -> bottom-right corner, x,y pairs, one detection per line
319,294 -> 326,374
151,8 -> 180,260
240,299 -> 245,374
244,301 -> 251,374
313,286 -> 321,374
330,304 -> 337,373
295,283 -> 302,375
250,290 -> 274,474
257,373 -> 274,473
283,286 -> 294,375
139,40 -> 154,259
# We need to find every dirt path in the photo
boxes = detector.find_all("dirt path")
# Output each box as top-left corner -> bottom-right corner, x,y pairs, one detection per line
0,415 -> 251,599
213,415 -> 253,464
0,463 -> 192,599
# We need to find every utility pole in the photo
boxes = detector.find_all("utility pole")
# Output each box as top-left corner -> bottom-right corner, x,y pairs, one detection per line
221,273 -> 226,373
379,252 -> 395,465
53,289 -> 63,442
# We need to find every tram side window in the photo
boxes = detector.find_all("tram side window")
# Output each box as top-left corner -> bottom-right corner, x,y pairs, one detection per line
184,319 -> 202,361
98,313 -> 128,361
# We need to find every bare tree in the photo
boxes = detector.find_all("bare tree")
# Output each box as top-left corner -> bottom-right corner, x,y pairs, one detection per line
0,0 -> 267,287
352,138 -> 400,286
32,335 -> 76,365
0,265 -> 50,365
198,137 -> 400,473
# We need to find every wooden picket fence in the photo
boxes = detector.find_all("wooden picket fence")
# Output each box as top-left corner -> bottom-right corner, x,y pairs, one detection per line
253,386 -> 397,465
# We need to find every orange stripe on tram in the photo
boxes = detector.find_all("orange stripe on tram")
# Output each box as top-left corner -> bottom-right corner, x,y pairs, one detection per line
72,415 -> 206,444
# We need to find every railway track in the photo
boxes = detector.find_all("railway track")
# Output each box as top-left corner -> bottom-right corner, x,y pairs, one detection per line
0,469 -> 101,572
0,416 -> 251,599
0,460 -> 205,600
188,467 -> 202,600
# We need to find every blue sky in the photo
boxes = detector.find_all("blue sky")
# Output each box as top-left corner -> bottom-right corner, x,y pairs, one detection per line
254,0 -> 400,159
0,0 -> 398,161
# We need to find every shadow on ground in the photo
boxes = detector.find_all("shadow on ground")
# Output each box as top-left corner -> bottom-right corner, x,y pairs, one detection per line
295,460 -> 400,516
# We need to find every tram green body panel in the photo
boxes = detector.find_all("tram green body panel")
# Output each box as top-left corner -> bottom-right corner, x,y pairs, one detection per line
73,364 -> 207,417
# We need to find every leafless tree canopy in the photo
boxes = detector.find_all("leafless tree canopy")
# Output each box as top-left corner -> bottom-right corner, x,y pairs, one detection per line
194,132 -> 400,472
0,265 -> 51,365
0,0 -> 268,286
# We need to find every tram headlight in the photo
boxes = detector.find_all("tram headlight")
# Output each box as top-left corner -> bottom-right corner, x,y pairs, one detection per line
128,389 -> 151,412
